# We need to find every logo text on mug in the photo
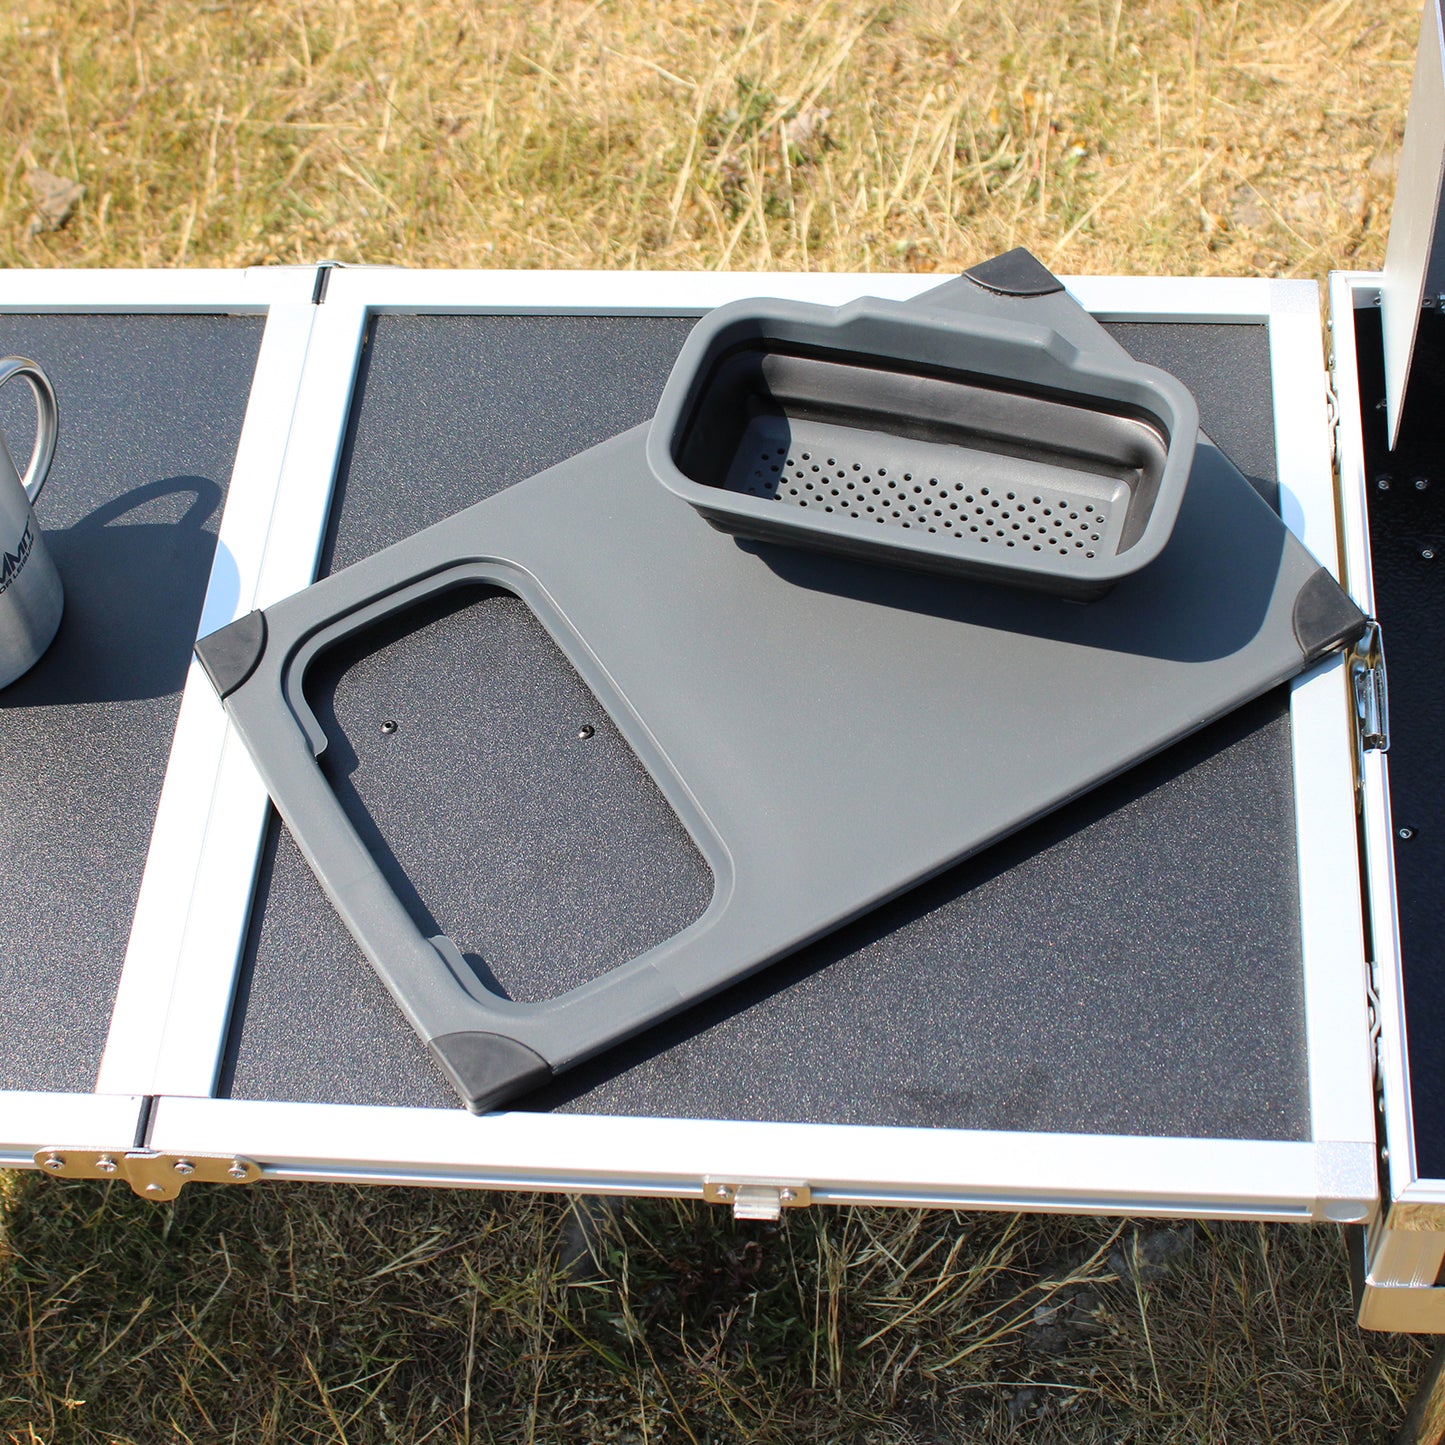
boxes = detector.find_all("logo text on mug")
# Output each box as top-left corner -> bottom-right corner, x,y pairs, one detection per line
0,521 -> 34,597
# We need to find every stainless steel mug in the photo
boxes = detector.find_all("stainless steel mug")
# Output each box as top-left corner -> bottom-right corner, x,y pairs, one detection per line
0,358 -> 61,689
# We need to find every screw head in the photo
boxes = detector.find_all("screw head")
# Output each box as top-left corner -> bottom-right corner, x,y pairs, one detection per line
1417,478 -> 1432,491
144,1182 -> 165,1195
714,1184 -> 733,1201
173,1160 -> 195,1176
576,725 -> 595,740
1377,474 -> 1393,490
380,720 -> 398,735
1422,548 -> 1437,561
95,1156 -> 117,1174
43,1154 -> 64,1171
1399,826 -> 1417,841
779,1188 -> 798,1204
227,1163 -> 249,1181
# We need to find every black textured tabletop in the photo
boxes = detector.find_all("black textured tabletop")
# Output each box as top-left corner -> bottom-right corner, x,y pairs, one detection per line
0,314 -> 262,1093
220,310 -> 1310,1142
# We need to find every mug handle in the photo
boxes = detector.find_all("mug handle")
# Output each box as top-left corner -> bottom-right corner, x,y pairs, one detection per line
0,357 -> 58,504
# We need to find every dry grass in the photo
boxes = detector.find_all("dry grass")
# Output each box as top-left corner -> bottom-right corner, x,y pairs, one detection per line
0,0 -> 1420,275
0,1174 -> 1428,1443
0,0 -> 1435,1440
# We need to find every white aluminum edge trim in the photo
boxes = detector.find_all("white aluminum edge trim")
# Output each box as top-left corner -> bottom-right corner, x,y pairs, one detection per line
324,266 -> 938,312
95,301 -> 320,1096
1330,272 -> 1380,617
1364,746 -> 1416,1202
1327,268 -> 1386,309
321,265 -> 1277,322
1268,279 -> 1378,1162
143,300 -> 370,1097
1269,279 -> 1332,556
146,1096 -> 1366,1222
1329,272 -> 1421,1203
0,267 -> 316,312
1392,1180 -> 1445,1209
1069,273 -> 1277,322
251,300 -> 369,609
141,732 -> 273,1097
1288,648 -> 1380,1147
0,1091 -> 145,1165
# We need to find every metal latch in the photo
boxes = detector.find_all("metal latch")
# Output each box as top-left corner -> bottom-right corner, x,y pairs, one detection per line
703,1177 -> 812,1220
34,1148 -> 261,1201
1350,619 -> 1389,754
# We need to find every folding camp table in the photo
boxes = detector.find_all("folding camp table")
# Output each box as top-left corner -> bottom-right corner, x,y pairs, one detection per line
19,11 -> 1445,1442
0,265 -> 1377,1232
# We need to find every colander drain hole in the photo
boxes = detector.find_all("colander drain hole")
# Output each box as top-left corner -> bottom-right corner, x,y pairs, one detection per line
730,446 -> 1110,559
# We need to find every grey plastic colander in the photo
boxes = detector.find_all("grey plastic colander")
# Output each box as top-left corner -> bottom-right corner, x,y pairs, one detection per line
646,294 -> 1200,600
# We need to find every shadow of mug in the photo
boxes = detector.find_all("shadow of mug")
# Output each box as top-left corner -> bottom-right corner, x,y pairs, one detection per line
0,474 -> 223,708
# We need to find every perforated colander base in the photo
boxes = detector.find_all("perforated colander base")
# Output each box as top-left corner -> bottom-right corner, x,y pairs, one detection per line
723,415 -> 1132,564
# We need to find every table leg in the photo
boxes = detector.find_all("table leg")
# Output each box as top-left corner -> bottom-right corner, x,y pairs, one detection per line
1396,1340 -> 1445,1445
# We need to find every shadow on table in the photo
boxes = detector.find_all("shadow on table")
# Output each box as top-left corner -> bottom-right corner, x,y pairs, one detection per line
0,475 -> 225,707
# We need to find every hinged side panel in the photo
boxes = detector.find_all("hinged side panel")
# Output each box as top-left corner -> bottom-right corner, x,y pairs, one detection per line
1382,0 -> 1445,447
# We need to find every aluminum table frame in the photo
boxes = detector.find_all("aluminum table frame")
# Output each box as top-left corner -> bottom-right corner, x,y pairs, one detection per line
3,266 -> 1370,1229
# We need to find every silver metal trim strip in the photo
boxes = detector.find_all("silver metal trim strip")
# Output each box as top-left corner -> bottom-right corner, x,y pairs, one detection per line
1329,270 -> 1420,1211
143,301 -> 371,1098
146,1095 -> 1360,1222
1269,280 -> 1377,1167
96,300 -> 321,1095
0,1092 -> 145,1166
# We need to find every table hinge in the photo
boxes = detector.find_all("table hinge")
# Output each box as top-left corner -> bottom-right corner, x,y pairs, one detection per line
34,1148 -> 261,1201
702,1178 -> 812,1220
1365,959 -> 1385,1087
1350,619 -> 1389,755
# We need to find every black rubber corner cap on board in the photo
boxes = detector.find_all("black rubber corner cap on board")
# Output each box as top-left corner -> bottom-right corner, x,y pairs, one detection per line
1292,567 -> 1368,664
962,247 -> 1066,298
195,609 -> 268,700
429,1031 -> 553,1114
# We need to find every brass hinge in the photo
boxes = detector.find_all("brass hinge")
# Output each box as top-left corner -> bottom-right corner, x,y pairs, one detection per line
34,1148 -> 261,1201
702,1178 -> 812,1220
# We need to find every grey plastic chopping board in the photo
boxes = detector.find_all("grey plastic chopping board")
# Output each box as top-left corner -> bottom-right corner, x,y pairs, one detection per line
199,258 -> 1364,1112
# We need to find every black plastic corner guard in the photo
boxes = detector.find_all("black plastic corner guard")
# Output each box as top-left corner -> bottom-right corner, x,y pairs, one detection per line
195,610 -> 267,699
962,246 -> 1067,297
1293,566 -> 1368,663
428,1032 -> 553,1114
